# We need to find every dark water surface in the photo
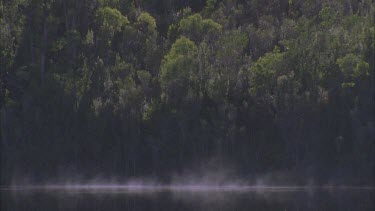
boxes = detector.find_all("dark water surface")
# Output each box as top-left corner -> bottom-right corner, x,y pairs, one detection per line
1,187 -> 374,211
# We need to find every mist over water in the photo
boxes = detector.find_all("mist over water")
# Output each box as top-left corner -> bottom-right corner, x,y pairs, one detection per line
5,160 -> 375,192
2,182 -> 374,211
2,159 -> 374,211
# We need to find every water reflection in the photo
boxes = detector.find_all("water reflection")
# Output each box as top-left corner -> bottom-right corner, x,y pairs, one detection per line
2,188 -> 374,211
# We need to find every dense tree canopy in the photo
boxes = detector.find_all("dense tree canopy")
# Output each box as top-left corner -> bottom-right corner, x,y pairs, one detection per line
1,0 -> 374,185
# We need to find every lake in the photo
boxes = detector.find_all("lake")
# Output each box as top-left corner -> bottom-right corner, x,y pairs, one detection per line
1,186 -> 374,211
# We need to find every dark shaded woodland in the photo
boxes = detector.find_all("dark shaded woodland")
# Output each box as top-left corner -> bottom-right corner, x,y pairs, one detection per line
1,0 -> 374,185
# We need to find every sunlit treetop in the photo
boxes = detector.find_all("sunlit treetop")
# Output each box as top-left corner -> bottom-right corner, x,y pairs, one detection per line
178,13 -> 222,42
160,36 -> 198,93
137,12 -> 157,33
95,6 -> 129,33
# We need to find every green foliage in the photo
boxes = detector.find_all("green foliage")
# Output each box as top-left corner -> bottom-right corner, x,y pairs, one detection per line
98,0 -> 120,8
111,54 -> 134,79
118,76 -> 142,109
343,15 -> 361,29
137,69 -> 151,84
319,6 -> 336,28
95,7 -> 128,34
337,54 -> 370,87
202,18 -> 222,34
1,0 -> 374,186
205,0 -> 217,11
182,7 -> 192,17
50,38 -> 67,52
0,0 -> 27,69
160,36 -> 198,100
84,29 -> 94,46
178,14 -> 222,42
249,47 -> 284,95
168,23 -> 179,40
141,100 -> 159,121
137,12 -> 157,33
217,30 -> 248,60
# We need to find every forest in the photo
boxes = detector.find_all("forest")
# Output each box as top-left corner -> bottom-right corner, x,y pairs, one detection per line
0,0 -> 374,186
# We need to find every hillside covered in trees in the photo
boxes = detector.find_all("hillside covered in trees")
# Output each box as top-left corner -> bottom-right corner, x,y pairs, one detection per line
1,0 -> 374,185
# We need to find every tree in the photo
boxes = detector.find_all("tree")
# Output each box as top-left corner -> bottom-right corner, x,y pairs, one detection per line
137,12 -> 157,34
160,36 -> 198,104
95,6 -> 129,46
249,47 -> 284,97
208,29 -> 248,101
178,13 -> 222,43
337,54 -> 370,88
